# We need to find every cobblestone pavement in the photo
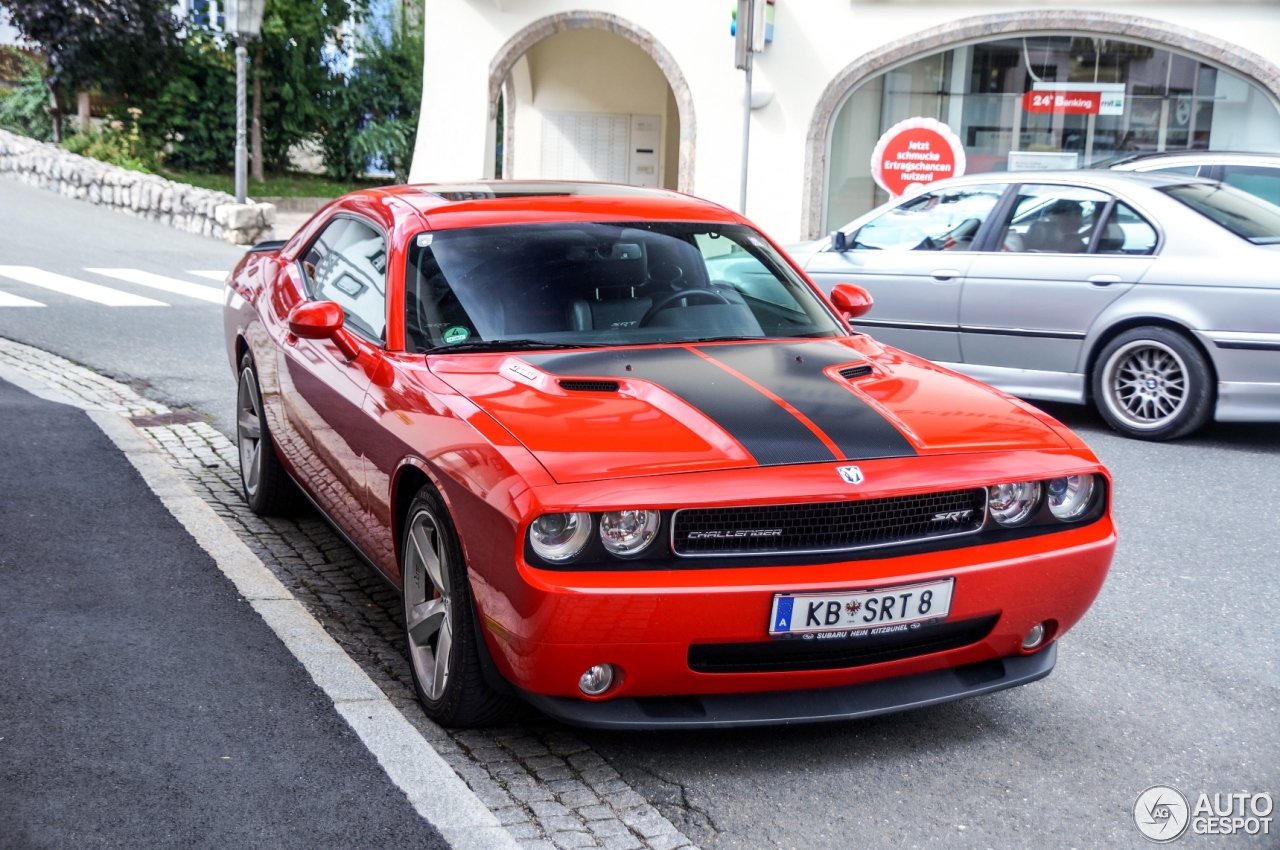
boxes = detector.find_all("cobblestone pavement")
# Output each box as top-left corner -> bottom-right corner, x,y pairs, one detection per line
0,336 -> 703,850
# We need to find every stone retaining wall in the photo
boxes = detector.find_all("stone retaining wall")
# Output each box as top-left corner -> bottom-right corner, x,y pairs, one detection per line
0,129 -> 275,245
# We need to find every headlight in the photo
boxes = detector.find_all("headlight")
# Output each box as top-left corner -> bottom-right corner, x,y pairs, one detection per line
599,509 -> 660,557
528,512 -> 592,562
988,481 -> 1041,527
1047,474 -> 1095,521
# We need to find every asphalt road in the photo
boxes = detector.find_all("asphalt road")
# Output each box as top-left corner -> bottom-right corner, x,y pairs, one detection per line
0,179 -> 246,435
0,377 -> 448,850
584,403 -> 1280,848
2,180 -> 1277,848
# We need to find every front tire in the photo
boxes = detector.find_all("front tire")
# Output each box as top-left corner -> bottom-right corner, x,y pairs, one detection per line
1091,327 -> 1214,440
401,485 -> 520,727
237,352 -> 305,515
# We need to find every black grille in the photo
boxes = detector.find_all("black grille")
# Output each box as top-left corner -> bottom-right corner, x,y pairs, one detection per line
838,363 -> 873,379
688,615 -> 998,673
673,488 -> 986,556
558,379 -> 620,392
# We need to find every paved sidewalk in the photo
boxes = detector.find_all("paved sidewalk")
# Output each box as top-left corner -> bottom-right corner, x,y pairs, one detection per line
0,377 -> 450,850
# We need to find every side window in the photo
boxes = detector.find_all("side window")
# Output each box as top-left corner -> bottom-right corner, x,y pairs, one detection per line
301,218 -> 387,341
1219,165 -> 1280,208
996,184 -> 1108,254
1095,203 -> 1158,255
1146,165 -> 1200,176
850,185 -> 1006,252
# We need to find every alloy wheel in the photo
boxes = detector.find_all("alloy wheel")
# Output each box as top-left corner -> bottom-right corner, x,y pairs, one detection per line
403,508 -> 453,702
237,367 -> 264,498
1101,339 -> 1189,430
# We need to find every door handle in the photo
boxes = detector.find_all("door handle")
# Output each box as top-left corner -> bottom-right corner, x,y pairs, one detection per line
931,269 -> 961,281
1088,274 -> 1122,286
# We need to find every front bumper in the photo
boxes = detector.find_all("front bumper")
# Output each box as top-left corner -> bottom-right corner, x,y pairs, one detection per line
474,518 -> 1113,700
519,644 -> 1056,729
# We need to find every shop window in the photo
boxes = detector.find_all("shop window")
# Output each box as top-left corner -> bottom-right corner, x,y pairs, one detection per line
826,34 -> 1280,230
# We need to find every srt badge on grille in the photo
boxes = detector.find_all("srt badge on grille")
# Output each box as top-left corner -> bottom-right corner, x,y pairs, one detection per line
932,509 -> 974,523
687,529 -> 783,540
837,465 -> 864,485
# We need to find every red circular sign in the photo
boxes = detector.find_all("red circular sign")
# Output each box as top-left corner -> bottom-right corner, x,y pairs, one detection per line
870,118 -> 966,197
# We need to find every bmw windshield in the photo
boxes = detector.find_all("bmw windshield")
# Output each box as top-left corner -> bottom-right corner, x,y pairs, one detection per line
404,222 -> 843,352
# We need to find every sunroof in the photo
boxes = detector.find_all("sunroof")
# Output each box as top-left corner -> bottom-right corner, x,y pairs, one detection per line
417,182 -> 672,202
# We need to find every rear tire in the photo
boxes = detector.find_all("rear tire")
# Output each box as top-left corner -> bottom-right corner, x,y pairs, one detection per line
1091,326 -> 1214,441
237,352 -> 305,515
401,485 -> 521,727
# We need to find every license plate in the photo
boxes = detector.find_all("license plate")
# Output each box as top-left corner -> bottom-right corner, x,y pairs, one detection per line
769,578 -> 954,638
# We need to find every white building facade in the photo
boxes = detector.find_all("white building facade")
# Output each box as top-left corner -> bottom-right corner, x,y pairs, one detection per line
410,1 -> 1280,243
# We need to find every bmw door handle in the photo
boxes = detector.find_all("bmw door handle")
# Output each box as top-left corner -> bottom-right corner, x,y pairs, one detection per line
931,269 -> 961,281
1088,274 -> 1122,286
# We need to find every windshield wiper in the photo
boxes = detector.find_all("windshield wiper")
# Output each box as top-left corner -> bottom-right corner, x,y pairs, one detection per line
685,335 -> 769,344
423,338 -> 609,354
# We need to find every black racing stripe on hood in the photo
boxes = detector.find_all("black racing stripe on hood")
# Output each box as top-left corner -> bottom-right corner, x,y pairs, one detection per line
521,348 -> 837,466
696,341 -> 917,460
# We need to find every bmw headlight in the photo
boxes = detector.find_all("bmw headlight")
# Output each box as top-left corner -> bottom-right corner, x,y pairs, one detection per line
599,509 -> 660,557
988,481 -> 1042,527
528,512 -> 592,562
1047,474 -> 1095,521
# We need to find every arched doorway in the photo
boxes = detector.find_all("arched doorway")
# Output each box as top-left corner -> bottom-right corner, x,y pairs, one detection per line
802,11 -> 1280,238
488,11 -> 695,193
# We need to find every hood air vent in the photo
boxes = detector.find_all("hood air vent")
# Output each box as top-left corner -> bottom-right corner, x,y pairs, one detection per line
838,363 -> 873,380
558,379 -> 620,393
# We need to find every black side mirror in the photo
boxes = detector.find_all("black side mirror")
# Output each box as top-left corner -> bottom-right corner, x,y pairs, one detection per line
830,230 -> 848,252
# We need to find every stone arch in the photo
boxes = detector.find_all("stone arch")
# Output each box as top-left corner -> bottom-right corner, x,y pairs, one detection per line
489,10 -> 696,193
800,10 -> 1280,238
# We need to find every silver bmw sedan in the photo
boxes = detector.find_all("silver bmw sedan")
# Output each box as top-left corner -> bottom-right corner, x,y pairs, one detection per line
793,171 -> 1280,440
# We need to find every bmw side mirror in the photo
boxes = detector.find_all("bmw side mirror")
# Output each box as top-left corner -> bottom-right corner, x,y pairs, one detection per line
830,283 -> 873,323
830,230 -> 848,252
288,300 -> 361,361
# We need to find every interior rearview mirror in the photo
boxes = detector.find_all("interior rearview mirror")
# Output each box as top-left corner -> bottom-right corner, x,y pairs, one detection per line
830,283 -> 874,322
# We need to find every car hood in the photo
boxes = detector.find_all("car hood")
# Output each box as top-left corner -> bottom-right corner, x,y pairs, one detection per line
428,339 -> 1068,484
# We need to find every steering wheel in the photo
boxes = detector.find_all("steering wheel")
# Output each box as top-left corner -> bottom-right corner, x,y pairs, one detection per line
638,289 -> 731,327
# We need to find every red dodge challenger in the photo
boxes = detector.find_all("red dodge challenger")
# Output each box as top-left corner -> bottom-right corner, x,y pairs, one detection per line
223,182 -> 1115,728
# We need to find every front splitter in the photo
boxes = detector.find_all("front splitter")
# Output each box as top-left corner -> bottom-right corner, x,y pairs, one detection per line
518,643 -> 1056,729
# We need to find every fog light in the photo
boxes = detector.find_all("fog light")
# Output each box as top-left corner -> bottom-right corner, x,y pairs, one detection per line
578,664 -> 616,696
1022,622 -> 1046,651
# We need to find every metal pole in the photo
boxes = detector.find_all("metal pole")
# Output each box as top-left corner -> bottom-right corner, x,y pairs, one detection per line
235,37 -> 248,205
739,52 -> 753,214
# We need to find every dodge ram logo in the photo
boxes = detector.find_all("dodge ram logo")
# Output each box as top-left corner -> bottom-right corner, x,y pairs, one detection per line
837,466 -> 864,485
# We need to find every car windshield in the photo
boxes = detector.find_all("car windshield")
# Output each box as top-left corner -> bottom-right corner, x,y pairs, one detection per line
403,221 -> 843,352
1161,183 -> 1280,245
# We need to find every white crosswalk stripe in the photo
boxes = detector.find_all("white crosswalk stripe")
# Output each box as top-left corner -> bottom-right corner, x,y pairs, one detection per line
0,266 -> 167,307
187,270 -> 230,283
87,268 -> 223,304
0,290 -> 46,307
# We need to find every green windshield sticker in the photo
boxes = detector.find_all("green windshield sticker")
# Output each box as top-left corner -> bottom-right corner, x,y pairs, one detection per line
443,326 -> 471,345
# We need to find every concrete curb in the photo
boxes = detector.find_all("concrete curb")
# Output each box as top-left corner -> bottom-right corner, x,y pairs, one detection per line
78,405 -> 521,850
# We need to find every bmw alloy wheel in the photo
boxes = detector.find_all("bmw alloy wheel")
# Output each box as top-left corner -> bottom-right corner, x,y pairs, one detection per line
1101,339 -> 1188,431
237,367 -> 264,499
403,507 -> 453,702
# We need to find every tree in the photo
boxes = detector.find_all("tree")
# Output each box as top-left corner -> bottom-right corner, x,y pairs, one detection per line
4,0 -> 178,140
347,4 -> 423,183
322,2 -> 423,182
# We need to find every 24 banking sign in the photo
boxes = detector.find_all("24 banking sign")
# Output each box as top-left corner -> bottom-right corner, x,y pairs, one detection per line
870,117 -> 967,198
